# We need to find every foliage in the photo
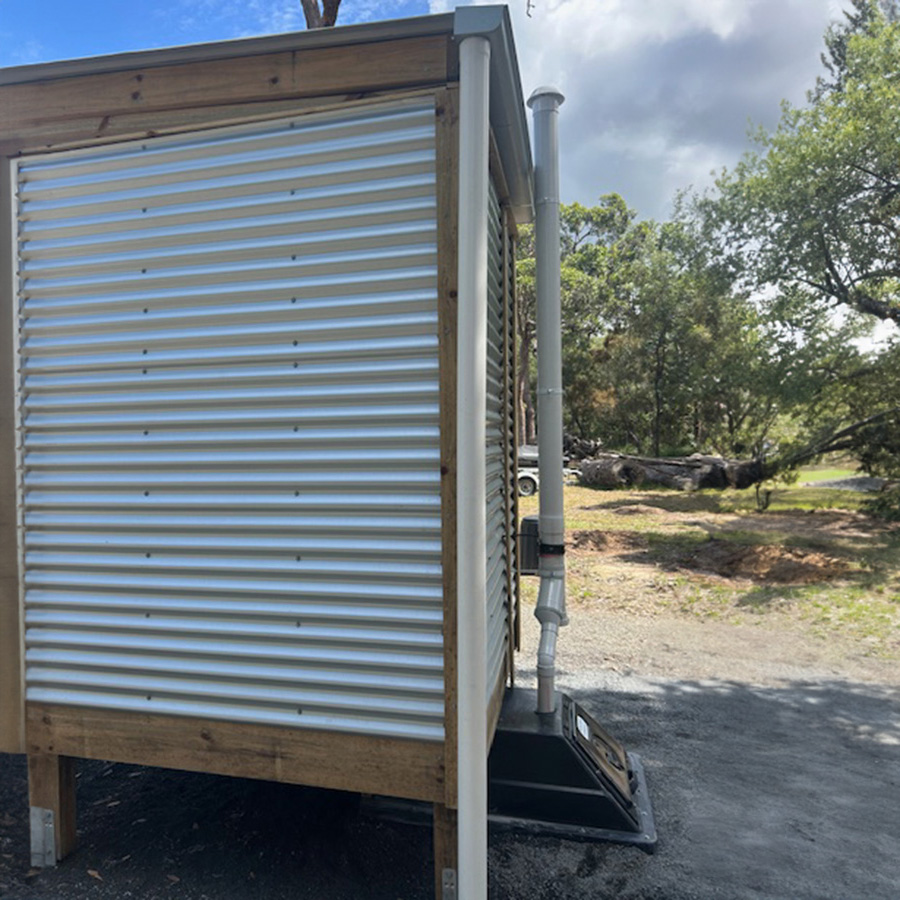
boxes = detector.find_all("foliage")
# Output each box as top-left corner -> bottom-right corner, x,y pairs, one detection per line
515,4 -> 900,485
686,2 -> 900,487
516,195 -> 858,461
708,6 -> 900,326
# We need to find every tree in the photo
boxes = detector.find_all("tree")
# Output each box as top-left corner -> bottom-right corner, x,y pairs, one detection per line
814,0 -> 898,99
514,194 -> 633,445
697,3 -> 900,493
517,195 -> 844,460
301,0 -> 341,29
710,9 -> 900,326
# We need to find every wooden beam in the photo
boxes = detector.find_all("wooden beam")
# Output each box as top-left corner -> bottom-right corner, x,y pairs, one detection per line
27,754 -> 78,864
0,156 -> 24,755
0,87 -> 443,159
0,35 -> 448,138
434,86 -> 460,811
27,704 -> 446,804
487,653 -> 508,747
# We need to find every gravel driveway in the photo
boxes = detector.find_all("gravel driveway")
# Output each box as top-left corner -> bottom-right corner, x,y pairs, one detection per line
1,611 -> 898,900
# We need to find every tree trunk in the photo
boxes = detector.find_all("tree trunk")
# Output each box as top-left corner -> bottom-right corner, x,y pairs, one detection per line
301,0 -> 341,28
517,324 -> 536,445
579,453 -> 764,492
652,325 -> 668,458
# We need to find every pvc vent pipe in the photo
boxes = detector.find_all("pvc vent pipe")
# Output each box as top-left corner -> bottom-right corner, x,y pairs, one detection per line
527,86 -> 567,716
456,34 -> 491,900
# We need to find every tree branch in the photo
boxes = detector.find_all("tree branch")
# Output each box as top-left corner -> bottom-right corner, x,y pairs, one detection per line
773,406 -> 900,473
300,0 -> 322,28
301,0 -> 341,28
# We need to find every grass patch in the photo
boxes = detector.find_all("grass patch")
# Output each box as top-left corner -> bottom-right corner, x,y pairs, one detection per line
797,466 -> 858,483
519,482 -> 900,658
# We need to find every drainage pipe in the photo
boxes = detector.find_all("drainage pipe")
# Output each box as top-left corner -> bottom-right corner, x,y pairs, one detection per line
456,33 -> 491,900
528,86 -> 567,716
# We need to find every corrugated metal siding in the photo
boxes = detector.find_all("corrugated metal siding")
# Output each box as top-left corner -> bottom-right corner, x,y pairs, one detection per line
14,99 -> 445,741
485,179 -> 511,700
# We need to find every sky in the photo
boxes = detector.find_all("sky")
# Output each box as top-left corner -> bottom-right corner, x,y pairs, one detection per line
0,0 -> 848,221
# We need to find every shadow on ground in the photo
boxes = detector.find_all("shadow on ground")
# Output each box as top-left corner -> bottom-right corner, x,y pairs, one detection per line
2,676 -> 898,900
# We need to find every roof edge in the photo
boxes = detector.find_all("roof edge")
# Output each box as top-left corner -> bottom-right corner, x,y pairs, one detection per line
0,13 -> 455,87
0,6 -> 534,223
455,6 -> 533,224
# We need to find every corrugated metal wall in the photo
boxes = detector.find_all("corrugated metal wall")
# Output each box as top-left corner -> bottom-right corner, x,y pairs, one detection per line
485,179 -> 513,701
13,99 -> 446,741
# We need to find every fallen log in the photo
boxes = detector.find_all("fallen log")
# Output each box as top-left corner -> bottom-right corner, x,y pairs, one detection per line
579,453 -> 764,492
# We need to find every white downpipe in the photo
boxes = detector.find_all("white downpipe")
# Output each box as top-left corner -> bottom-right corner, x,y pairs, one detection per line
456,34 -> 491,900
528,86 -> 566,716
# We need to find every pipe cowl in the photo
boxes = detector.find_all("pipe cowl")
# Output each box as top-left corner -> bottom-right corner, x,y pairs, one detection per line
527,86 -> 566,110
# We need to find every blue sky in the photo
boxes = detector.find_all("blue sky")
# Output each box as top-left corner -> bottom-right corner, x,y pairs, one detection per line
0,0 -> 847,220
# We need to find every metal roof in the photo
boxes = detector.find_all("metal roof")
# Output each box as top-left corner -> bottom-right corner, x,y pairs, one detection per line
0,6 -> 534,222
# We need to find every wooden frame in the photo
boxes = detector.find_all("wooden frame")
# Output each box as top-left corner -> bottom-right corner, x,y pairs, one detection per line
0,158 -> 24,755
0,35 -> 452,156
434,85 -> 460,811
28,704 -> 446,803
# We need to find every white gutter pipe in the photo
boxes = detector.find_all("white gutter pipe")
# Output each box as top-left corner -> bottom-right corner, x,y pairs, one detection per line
456,34 -> 491,900
528,86 -> 567,716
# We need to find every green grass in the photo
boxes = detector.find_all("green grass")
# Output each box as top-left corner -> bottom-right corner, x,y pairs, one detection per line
796,466 -> 858,483
519,481 -> 900,658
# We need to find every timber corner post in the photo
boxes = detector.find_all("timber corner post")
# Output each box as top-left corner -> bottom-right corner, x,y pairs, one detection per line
27,753 -> 78,866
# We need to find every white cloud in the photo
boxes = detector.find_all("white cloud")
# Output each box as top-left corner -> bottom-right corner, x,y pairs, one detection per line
436,0 -> 838,219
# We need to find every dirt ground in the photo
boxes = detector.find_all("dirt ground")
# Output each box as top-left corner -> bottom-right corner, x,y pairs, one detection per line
1,500 -> 899,900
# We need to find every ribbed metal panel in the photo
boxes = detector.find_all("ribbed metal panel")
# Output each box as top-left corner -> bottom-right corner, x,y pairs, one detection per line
485,179 -> 511,700
14,100 -> 445,741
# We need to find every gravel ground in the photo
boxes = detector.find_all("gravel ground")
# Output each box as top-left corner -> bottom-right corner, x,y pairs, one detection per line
1,610 -> 898,899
